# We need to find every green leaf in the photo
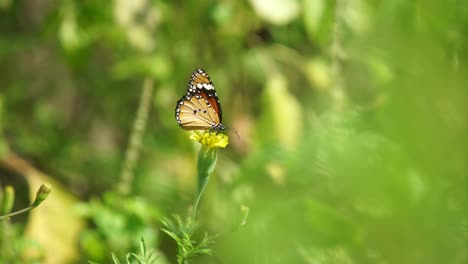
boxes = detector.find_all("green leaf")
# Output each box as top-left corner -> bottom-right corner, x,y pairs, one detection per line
111,253 -> 122,264
250,0 -> 300,25
303,0 -> 335,45
140,237 -> 147,259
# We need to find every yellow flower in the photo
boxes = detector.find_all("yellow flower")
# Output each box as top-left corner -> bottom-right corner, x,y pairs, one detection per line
190,131 -> 229,148
190,130 -> 228,216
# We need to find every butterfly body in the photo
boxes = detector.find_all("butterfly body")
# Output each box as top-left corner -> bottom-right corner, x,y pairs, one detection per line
175,69 -> 226,131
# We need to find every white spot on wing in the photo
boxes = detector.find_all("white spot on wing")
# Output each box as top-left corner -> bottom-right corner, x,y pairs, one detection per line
203,83 -> 214,90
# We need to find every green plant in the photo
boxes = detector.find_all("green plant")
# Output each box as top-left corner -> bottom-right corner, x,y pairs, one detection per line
78,193 -> 160,262
190,131 -> 228,217
159,131 -> 228,264
0,184 -> 51,220
90,237 -> 159,264
161,215 -> 214,264
0,184 -> 51,263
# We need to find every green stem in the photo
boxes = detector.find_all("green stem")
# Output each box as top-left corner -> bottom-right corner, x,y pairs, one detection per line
0,205 -> 36,219
0,184 -> 51,220
192,146 -> 217,218
118,78 -> 154,195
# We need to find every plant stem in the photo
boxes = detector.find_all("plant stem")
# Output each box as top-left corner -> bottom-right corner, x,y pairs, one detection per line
118,77 -> 154,195
192,146 -> 217,218
330,0 -> 347,111
0,204 -> 36,219
0,184 -> 51,220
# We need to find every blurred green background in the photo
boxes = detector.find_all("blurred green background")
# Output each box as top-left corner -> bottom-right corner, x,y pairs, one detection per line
1,0 -> 467,263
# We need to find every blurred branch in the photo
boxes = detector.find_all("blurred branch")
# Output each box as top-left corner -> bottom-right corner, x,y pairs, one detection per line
0,149 -> 35,177
117,77 -> 154,195
330,0 -> 347,111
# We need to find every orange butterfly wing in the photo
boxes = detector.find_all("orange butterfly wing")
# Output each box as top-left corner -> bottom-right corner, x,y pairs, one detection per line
175,69 -> 224,130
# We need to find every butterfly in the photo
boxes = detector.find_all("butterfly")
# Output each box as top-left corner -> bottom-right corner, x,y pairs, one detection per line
175,68 -> 226,131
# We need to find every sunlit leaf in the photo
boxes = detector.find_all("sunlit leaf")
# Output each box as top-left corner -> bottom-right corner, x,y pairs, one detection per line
261,74 -> 302,149
249,0 -> 300,25
303,0 -> 335,44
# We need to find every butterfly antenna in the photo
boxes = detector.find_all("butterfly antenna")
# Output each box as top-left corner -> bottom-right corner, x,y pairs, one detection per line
226,126 -> 240,140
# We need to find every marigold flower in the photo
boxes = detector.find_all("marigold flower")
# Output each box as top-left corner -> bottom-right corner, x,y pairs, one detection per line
188,131 -> 228,217
190,131 -> 229,148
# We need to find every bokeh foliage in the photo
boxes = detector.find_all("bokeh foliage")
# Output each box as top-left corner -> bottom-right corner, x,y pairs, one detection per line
1,0 -> 467,263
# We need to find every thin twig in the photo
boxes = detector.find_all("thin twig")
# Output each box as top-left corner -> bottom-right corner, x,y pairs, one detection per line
117,77 -> 154,195
330,0 -> 347,111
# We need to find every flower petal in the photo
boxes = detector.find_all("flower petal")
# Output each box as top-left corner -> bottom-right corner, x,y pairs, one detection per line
190,131 -> 229,148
